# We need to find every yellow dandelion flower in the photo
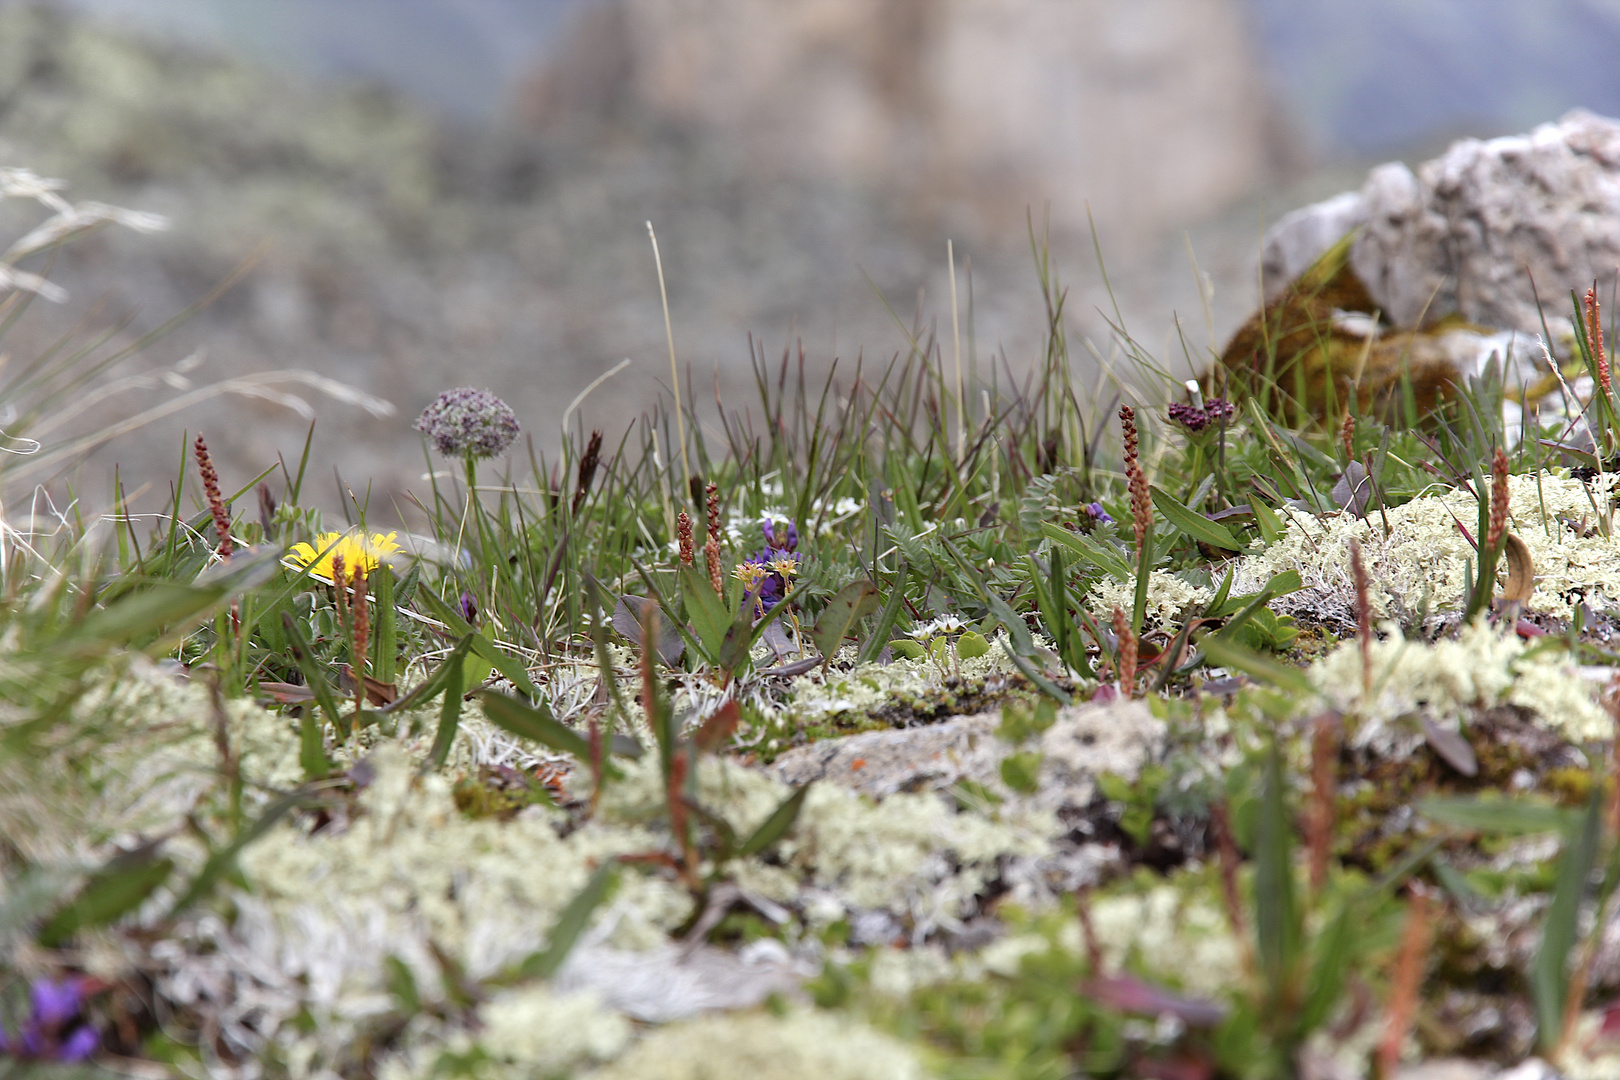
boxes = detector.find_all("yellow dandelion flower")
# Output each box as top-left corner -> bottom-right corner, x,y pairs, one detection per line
285,530 -> 401,580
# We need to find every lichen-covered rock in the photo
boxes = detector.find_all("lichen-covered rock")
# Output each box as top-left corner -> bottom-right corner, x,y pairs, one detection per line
771,699 -> 1165,812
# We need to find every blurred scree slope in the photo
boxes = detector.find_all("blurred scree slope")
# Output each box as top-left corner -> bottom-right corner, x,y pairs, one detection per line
5,0 -> 1617,516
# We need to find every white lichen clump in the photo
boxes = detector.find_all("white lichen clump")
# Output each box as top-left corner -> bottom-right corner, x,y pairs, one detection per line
1088,885 -> 1243,1000
1085,571 -> 1213,630
581,1008 -> 928,1080
1308,619 -> 1609,748
1235,471 -> 1620,626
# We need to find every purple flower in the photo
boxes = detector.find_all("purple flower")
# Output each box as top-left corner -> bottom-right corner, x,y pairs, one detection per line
456,591 -> 480,627
414,387 -> 521,459
1082,502 -> 1113,525
1168,397 -> 1236,434
761,517 -> 798,552
741,518 -> 801,612
1,977 -> 98,1063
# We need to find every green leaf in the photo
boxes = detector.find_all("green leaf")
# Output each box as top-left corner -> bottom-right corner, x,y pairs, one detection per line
373,562 -> 397,686
1533,789 -> 1604,1049
1249,496 -> 1285,545
519,860 -> 620,980
611,594 -> 686,665
856,564 -> 911,665
999,751 -> 1044,794
812,580 -> 881,663
738,783 -> 813,858
1419,796 -> 1578,836
956,630 -> 991,660
1150,486 -> 1243,551
680,564 -> 732,659
385,955 -> 420,1013
1255,741 -> 1300,999
38,851 -> 175,947
427,642 -> 468,770
478,690 -> 592,761
1204,566 -> 1235,617
1041,521 -> 1132,581
298,713 -> 329,782
1197,635 -> 1315,698
465,625 -> 499,688
1298,903 -> 1356,1034
1211,570 -> 1303,647
996,638 -> 1073,706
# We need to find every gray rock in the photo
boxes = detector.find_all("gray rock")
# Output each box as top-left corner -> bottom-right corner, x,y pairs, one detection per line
1261,190 -> 1368,299
556,938 -> 814,1022
1264,110 -> 1620,338
770,699 -> 1165,812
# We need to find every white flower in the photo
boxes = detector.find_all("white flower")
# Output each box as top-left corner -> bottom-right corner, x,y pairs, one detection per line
909,615 -> 966,639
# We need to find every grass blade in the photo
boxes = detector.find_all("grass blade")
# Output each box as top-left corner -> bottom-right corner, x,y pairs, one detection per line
738,783 -> 813,858
1533,787 -> 1603,1048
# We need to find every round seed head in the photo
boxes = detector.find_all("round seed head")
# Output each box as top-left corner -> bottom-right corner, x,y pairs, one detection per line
414,387 -> 521,459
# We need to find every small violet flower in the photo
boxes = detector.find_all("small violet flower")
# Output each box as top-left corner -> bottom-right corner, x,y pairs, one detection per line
1,977 -> 98,1063
738,517 -> 801,613
1167,397 -> 1236,434
1081,502 -> 1114,528
414,387 -> 521,459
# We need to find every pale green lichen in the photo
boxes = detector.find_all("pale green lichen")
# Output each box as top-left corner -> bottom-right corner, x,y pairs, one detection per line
1085,571 -> 1213,629
1088,885 -> 1242,1000
1234,471 -> 1620,625
582,1008 -> 929,1080
375,988 -> 630,1080
594,754 -> 1047,926
470,986 -> 633,1078
778,638 -> 1019,725
1308,619 -> 1608,746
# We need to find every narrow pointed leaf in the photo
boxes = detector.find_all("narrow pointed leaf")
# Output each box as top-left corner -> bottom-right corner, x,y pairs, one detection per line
282,612 -> 345,727
1533,789 -> 1604,1047
1248,497 -> 1285,545
738,783 -> 813,858
1418,796 -> 1577,836
1197,634 -> 1314,697
478,690 -> 591,761
39,854 -> 175,947
427,646 -> 467,770
857,563 -> 911,665
1151,486 -> 1243,551
1255,741 -> 1300,996
520,859 -> 620,980
612,594 -> 685,664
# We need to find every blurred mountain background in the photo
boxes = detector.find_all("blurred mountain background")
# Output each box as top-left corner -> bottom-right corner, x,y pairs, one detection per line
3,0 -> 1620,518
